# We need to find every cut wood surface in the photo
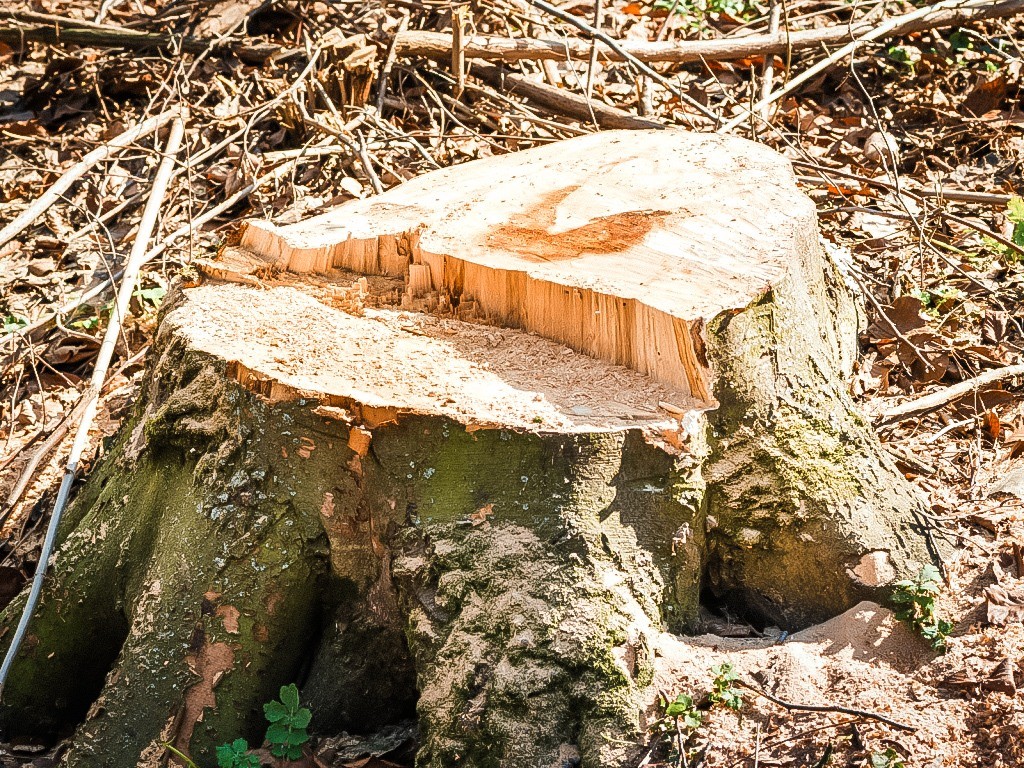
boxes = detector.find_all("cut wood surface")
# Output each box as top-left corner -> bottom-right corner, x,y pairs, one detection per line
241,130 -> 817,399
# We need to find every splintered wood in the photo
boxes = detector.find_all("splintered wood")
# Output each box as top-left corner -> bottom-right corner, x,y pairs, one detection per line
239,130 -> 820,401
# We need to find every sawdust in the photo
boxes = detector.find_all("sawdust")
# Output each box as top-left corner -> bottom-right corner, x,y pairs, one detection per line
652,602 -> 1024,767
171,282 -> 704,434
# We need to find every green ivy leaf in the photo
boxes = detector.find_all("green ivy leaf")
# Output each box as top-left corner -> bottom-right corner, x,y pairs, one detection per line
263,700 -> 289,722
215,739 -> 258,768
279,683 -> 301,712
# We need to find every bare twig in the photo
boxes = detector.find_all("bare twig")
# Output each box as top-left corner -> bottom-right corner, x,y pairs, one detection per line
471,61 -> 664,130
392,0 -> 1024,63
376,12 -> 410,112
0,345 -> 147,526
737,679 -> 916,732
760,0 -> 782,124
521,0 -> 716,123
793,164 -> 1024,260
0,156 -> 311,351
585,0 -> 604,102
721,0 -> 1015,132
0,10 -> 280,63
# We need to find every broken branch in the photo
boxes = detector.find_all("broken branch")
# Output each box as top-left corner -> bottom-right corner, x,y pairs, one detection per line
0,113 -> 186,697
878,363 -> 1024,422
0,10 -> 279,63
470,61 -> 666,130
391,0 -> 1024,64
738,679 -> 917,732
721,0 -> 1015,132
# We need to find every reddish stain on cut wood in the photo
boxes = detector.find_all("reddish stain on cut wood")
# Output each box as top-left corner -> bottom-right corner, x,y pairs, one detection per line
488,186 -> 670,262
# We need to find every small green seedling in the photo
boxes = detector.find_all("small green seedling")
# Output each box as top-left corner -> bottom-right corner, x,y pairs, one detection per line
870,747 -> 907,768
984,196 -> 1024,263
708,663 -> 743,711
264,683 -> 312,760
216,738 -> 259,768
890,564 -> 953,651
663,693 -> 702,730
652,692 -> 702,767
2,315 -> 27,334
1008,197 -> 1024,248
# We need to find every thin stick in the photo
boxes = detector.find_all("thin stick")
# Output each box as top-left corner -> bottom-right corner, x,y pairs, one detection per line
471,61 -> 663,130
760,0 -> 782,124
796,175 -> 1014,206
585,0 -> 604,102
0,10 -> 279,63
737,679 -> 916,732
0,115 -> 185,698
850,271 -> 934,373
376,12 -> 410,112
0,346 -> 148,526
0,110 -> 175,250
452,4 -> 467,99
878,363 -> 1024,422
721,0 -> 1000,132
793,163 -> 1024,259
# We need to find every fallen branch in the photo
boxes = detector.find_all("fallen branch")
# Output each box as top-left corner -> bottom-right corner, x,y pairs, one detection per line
0,114 -> 185,697
878,363 -> 1024,422
721,0 -> 1012,132
0,110 -> 176,251
796,175 -> 1014,206
738,679 -> 917,732
392,0 -> 1024,63
0,10 -> 279,63
471,61 -> 666,130
792,162 -> 1024,260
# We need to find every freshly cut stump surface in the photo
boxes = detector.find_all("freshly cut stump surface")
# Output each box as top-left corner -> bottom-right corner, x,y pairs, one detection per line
0,130 -> 931,768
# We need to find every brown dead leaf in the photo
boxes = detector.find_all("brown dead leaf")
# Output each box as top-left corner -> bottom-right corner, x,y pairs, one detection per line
980,658 -> 1018,696
961,73 -> 1008,117
982,311 -> 1010,344
985,583 -> 1024,626
983,410 -> 1003,440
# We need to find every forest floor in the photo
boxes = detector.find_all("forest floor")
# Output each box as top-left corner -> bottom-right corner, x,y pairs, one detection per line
0,0 -> 1022,766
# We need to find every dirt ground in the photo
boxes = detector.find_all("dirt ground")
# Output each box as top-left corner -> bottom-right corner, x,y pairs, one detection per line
0,0 -> 1023,766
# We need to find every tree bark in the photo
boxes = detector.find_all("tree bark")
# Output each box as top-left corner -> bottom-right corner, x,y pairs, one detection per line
0,130 -> 930,768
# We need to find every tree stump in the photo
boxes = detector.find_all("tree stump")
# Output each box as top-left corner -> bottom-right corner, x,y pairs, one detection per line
0,131 -> 930,768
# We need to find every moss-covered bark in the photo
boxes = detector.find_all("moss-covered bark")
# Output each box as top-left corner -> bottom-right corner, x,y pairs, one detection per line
701,227 -> 930,628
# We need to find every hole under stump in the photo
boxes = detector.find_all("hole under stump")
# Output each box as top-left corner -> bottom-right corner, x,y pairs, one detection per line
0,608 -> 130,747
